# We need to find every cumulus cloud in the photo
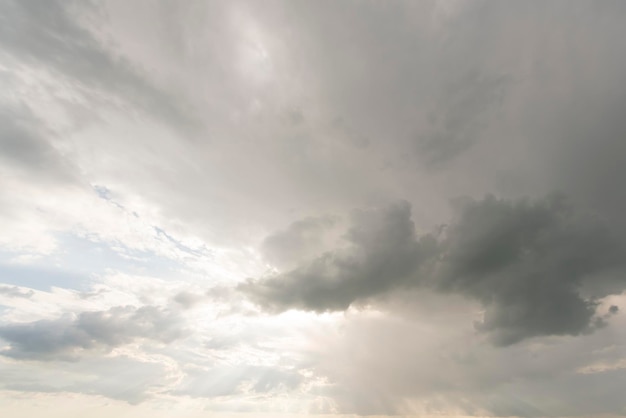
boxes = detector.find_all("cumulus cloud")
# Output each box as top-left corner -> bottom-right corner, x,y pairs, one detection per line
437,194 -> 624,345
243,195 -> 625,344
241,201 -> 438,312
0,305 -> 186,360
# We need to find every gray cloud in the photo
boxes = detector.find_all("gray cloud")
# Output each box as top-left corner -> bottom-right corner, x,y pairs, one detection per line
3,0 -> 626,415
307,303 -> 626,416
0,305 -> 186,360
0,285 -> 34,299
0,354 -> 173,404
0,0 -> 198,135
172,291 -> 205,309
243,195 -> 625,344
416,71 -> 510,166
438,194 -> 624,345
0,105 -> 77,183
260,215 -> 337,269
241,201 -> 438,312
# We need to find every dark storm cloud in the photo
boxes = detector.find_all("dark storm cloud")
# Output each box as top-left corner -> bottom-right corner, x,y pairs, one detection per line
0,0 -> 197,134
438,194 -> 624,345
0,305 -> 186,360
547,94 -> 626,237
243,195 -> 625,344
241,201 -> 438,312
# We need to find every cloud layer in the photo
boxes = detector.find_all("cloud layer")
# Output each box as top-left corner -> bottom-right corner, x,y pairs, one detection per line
2,0 -> 626,416
0,305 -> 185,360
243,195 -> 625,345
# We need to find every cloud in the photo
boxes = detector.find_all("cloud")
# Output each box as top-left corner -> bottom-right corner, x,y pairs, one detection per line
0,285 -> 34,299
415,71 -> 510,166
0,353 -> 177,404
0,0 -> 198,135
173,364 -> 304,399
172,291 -> 205,309
305,292 -> 626,416
243,195 -> 626,344
3,1 -> 626,415
0,305 -> 186,360
260,215 -> 337,269
241,201 -> 438,312
0,105 -> 76,183
437,194 -> 624,345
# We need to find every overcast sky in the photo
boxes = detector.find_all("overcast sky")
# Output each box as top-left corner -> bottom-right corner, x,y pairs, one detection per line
1,1 -> 626,417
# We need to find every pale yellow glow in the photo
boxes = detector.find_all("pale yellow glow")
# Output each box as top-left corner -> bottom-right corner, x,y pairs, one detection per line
0,390 -> 527,418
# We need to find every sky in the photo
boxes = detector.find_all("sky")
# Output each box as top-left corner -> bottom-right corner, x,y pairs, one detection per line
1,0 -> 626,417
